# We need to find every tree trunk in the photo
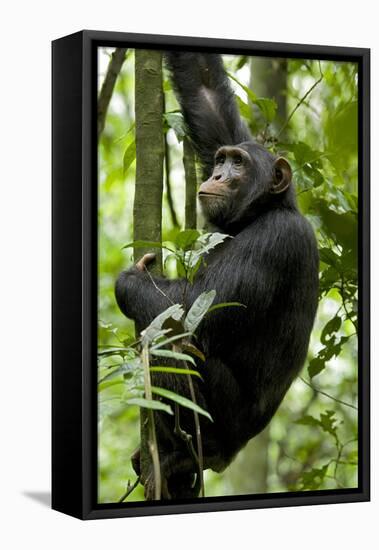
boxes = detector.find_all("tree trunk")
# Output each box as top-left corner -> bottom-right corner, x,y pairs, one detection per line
183,138 -> 197,229
251,58 -> 287,133
134,49 -> 164,490
134,49 -> 164,272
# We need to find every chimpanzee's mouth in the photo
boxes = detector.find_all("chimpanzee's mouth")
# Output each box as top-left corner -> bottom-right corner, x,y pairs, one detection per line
198,192 -> 225,198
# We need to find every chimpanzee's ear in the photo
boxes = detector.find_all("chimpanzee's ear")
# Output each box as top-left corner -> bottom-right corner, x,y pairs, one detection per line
271,157 -> 292,194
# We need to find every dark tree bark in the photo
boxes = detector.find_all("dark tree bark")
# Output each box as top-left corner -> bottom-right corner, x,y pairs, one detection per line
251,58 -> 288,133
97,48 -> 127,141
134,50 -> 164,272
183,138 -> 197,229
134,50 -> 164,493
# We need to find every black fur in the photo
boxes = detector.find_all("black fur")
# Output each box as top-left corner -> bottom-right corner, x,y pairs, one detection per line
115,53 -> 319,499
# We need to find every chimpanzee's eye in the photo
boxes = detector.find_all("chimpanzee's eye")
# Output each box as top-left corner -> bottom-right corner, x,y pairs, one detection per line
216,154 -> 225,165
234,155 -> 242,165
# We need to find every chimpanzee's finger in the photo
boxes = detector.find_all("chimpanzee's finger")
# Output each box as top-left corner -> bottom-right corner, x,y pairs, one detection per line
135,252 -> 156,271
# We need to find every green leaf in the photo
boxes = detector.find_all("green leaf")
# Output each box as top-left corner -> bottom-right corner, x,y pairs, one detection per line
122,240 -> 174,253
163,112 -> 186,142
319,247 -> 340,267
184,290 -> 216,333
180,232 -> 231,279
175,229 -> 200,250
287,141 -> 323,166
196,232 -> 231,255
150,348 -> 196,366
125,397 -> 173,415
236,56 -> 249,70
296,411 -> 339,440
181,343 -> 206,362
151,331 -> 192,350
300,464 -> 328,490
150,366 -> 202,379
236,96 -> 252,120
150,386 -> 213,421
314,199 -> 357,253
142,304 -> 184,344
308,357 -> 326,378
227,71 -> 257,103
98,379 -> 125,393
207,302 -> 246,313
99,362 -> 138,384
326,101 -> 358,161
319,410 -> 338,437
97,347 -> 128,357
254,97 -> 277,122
321,316 -> 342,345
123,140 -> 136,174
295,414 -> 320,428
226,72 -> 277,122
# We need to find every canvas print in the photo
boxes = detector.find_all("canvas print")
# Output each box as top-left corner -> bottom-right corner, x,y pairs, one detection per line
97,48 -> 358,504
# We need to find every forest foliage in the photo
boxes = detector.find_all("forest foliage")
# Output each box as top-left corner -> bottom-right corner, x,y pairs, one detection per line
97,49 -> 358,502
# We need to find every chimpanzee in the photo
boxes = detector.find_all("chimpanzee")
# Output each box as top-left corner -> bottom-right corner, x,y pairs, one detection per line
115,52 -> 319,500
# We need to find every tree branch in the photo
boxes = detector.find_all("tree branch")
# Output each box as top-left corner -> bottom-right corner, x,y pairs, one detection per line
98,48 -> 127,141
299,376 -> 358,410
277,62 -> 323,139
118,476 -> 141,502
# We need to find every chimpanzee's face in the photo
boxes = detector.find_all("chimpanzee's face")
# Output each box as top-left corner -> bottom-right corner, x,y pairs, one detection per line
198,143 -> 292,229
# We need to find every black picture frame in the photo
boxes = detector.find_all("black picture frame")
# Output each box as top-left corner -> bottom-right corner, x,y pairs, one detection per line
52,30 -> 370,520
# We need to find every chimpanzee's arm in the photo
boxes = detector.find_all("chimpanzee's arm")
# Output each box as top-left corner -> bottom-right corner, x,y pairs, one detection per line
115,266 -> 188,330
165,53 -> 251,178
115,229 -> 282,334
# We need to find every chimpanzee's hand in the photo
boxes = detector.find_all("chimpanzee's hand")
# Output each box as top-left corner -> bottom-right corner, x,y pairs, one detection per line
135,253 -> 156,272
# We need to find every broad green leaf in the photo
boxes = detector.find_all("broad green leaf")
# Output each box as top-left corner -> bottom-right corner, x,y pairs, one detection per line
150,348 -> 196,366
98,347 -> 128,357
98,379 -> 125,393
295,414 -> 320,428
326,100 -> 358,162
185,290 -> 216,333
123,140 -> 136,174
255,97 -> 277,122
226,72 -> 277,121
319,410 -> 338,437
150,366 -> 202,379
236,96 -> 252,120
99,361 -> 139,384
125,397 -> 173,415
142,304 -> 185,344
151,386 -> 213,421
236,56 -> 249,70
308,357 -> 326,378
163,112 -> 186,142
175,229 -> 200,250
122,240 -> 174,253
227,71 -> 257,103
321,316 -> 342,345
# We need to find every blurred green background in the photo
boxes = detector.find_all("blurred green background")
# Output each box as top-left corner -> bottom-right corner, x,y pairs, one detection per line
97,48 -> 358,503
